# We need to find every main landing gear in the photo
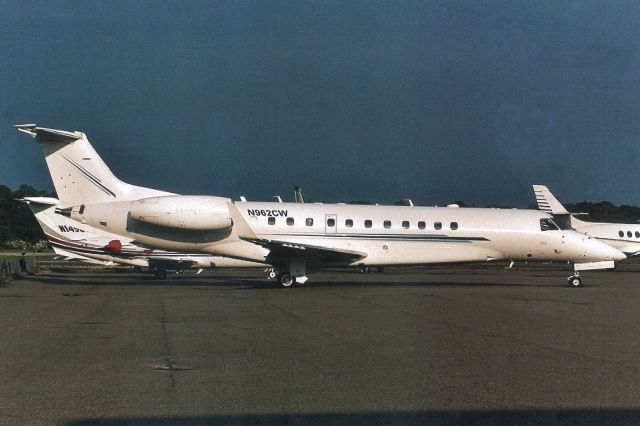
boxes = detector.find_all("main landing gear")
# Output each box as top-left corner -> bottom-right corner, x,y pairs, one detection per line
277,272 -> 296,288
274,271 -> 309,288
567,273 -> 583,287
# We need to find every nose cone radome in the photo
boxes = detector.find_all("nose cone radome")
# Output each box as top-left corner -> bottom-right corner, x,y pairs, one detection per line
611,247 -> 627,262
588,238 -> 626,262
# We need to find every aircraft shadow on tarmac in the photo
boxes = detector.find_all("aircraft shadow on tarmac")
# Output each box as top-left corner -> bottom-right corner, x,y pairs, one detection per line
29,273 -> 556,289
63,408 -> 640,426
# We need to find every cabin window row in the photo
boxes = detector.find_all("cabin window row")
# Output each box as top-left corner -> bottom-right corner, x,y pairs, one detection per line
267,217 -> 458,230
618,230 -> 640,238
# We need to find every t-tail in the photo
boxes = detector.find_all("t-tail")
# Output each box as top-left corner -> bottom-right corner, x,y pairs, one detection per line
532,185 -> 570,215
532,184 -> 589,227
15,124 -> 172,206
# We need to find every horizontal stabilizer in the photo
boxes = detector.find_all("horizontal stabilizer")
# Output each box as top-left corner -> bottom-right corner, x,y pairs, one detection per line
17,197 -> 59,206
14,124 -> 82,143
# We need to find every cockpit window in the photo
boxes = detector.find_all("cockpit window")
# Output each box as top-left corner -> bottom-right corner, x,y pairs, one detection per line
540,218 -> 559,231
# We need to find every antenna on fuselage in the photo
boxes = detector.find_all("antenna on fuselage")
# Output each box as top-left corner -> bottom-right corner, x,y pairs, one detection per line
294,186 -> 305,203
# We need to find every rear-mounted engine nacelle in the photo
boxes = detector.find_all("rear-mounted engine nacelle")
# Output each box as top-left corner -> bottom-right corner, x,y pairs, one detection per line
129,195 -> 233,231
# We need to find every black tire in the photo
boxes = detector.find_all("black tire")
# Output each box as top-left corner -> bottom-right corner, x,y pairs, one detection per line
568,276 -> 582,287
278,272 -> 296,288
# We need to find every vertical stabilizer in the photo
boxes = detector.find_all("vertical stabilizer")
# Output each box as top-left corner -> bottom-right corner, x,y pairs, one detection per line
532,185 -> 570,215
15,124 -> 172,206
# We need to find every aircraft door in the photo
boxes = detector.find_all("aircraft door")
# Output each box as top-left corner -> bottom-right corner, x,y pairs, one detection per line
325,214 -> 337,233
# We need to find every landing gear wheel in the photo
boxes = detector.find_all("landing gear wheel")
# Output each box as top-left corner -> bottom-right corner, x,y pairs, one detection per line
267,268 -> 277,279
154,269 -> 167,279
278,272 -> 296,288
567,275 -> 582,287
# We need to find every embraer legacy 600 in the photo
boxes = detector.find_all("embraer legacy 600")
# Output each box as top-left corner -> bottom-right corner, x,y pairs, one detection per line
16,125 -> 625,287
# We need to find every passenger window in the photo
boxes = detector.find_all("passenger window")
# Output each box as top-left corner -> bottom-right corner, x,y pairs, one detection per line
286,217 -> 294,226
628,231 -> 633,238
345,219 -> 353,227
306,218 -> 313,226
636,231 -> 640,238
450,222 -> 458,230
434,222 -> 442,230
327,218 -> 335,227
418,221 -> 426,230
402,221 -> 410,229
384,220 -> 391,229
619,230 -> 624,238
268,217 -> 275,225
365,220 -> 372,228
540,219 -> 559,231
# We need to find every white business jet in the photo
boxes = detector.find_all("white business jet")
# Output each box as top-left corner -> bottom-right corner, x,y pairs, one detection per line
21,196 -> 266,277
15,124 -> 625,288
534,185 -> 640,257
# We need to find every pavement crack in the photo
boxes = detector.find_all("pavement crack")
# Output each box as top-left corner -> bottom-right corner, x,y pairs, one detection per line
156,301 -> 191,390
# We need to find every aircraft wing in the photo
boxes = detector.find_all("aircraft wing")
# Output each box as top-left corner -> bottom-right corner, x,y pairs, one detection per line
50,246 -> 113,265
242,237 -> 368,264
619,246 -> 640,257
147,257 -> 198,270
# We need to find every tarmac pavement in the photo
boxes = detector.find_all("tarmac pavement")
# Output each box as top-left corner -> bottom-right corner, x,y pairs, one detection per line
1,267 -> 640,425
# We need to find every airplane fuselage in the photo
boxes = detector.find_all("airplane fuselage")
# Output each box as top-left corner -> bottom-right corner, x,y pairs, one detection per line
68,198 -> 621,267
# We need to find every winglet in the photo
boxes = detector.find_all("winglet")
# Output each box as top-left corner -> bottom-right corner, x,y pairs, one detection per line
532,185 -> 570,215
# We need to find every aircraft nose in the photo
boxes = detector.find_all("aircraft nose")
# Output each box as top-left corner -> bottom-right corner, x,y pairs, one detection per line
611,247 -> 627,261
591,239 -> 626,261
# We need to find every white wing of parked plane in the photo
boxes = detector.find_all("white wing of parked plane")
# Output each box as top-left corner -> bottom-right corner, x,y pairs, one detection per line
241,237 -> 368,263
618,246 -> 640,257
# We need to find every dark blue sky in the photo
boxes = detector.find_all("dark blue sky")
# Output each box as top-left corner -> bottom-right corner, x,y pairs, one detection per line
1,0 -> 639,206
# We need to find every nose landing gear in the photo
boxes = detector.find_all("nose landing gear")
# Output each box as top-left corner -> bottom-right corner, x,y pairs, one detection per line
567,273 -> 582,287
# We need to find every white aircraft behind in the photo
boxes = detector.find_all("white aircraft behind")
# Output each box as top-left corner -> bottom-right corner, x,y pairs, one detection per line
534,185 -> 640,257
15,124 -> 625,288
21,196 -> 266,278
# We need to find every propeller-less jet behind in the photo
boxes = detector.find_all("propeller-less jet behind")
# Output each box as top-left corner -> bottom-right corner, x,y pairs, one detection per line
534,185 -> 640,257
21,196 -> 267,277
15,124 -> 625,288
